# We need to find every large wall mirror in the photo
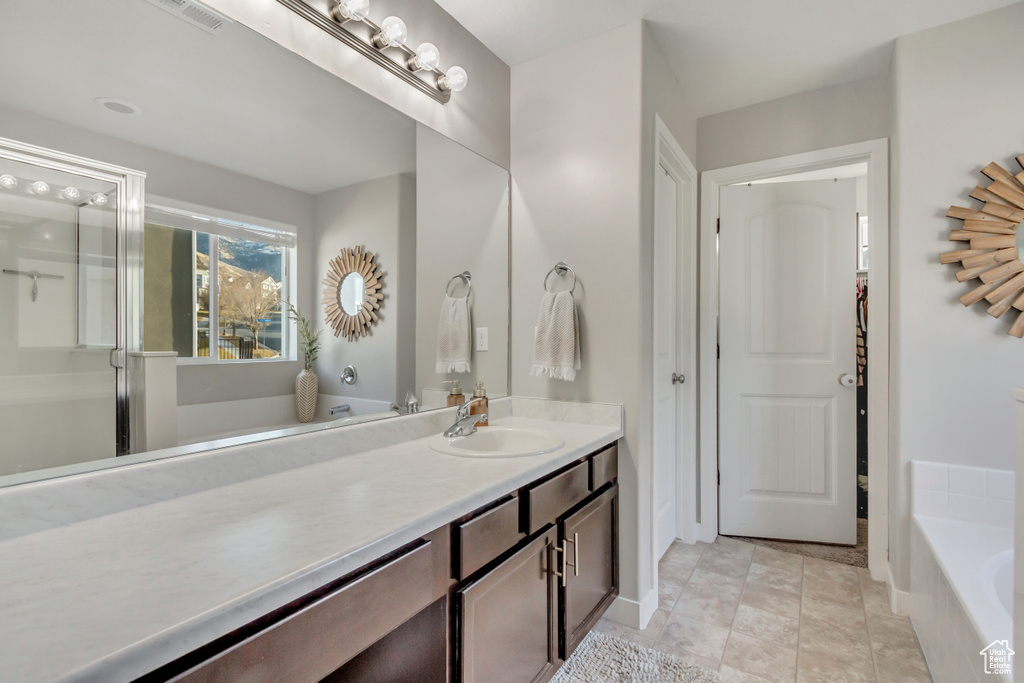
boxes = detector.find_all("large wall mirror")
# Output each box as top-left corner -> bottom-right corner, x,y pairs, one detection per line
0,0 -> 510,484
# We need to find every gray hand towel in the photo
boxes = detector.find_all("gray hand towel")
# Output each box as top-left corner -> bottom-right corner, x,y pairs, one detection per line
531,290 -> 580,381
436,295 -> 472,374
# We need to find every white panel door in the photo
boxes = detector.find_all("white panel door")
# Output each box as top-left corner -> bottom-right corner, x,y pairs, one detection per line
653,164 -> 679,559
718,179 -> 857,544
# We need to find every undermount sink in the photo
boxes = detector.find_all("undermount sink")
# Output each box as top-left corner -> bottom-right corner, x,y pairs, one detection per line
429,427 -> 565,458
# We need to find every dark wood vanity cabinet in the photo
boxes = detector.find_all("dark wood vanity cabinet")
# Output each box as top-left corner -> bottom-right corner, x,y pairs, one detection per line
456,444 -> 619,683
457,528 -> 560,683
560,483 -> 618,659
141,442 -> 619,683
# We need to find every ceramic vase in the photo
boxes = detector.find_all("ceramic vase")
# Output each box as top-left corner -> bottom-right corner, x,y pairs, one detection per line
296,369 -> 318,423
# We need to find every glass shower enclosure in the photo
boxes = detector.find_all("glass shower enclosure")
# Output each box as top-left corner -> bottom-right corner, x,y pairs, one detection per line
0,137 -> 143,479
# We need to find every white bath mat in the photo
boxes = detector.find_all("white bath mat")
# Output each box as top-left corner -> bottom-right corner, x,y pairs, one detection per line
550,630 -> 729,683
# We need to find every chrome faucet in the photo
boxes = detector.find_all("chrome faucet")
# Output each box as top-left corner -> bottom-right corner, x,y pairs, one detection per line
329,404 -> 351,416
443,397 -> 488,437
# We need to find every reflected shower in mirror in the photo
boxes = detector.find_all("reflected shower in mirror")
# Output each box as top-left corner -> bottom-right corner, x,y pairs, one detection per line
0,0 -> 509,484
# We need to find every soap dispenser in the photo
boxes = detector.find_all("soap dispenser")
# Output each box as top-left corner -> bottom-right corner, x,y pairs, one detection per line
469,381 -> 488,426
445,380 -> 465,407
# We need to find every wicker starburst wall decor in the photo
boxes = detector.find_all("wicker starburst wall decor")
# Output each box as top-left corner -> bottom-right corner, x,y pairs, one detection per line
322,246 -> 383,341
943,155 -> 1024,337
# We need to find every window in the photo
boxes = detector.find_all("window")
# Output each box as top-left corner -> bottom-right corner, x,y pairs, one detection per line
143,202 -> 296,362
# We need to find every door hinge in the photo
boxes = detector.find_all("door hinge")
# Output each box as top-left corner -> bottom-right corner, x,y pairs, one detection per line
109,348 -> 126,369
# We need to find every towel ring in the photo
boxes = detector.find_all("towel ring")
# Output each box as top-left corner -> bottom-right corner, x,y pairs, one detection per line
544,261 -> 577,294
446,271 -> 472,298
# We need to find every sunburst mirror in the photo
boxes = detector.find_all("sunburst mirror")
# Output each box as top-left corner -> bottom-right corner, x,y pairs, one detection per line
322,246 -> 383,341
943,154 -> 1024,337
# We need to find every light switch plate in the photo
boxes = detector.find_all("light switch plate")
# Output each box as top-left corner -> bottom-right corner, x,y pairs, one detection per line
475,327 -> 489,352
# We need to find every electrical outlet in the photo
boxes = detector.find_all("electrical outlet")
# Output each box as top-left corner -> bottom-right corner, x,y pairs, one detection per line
475,327 -> 489,352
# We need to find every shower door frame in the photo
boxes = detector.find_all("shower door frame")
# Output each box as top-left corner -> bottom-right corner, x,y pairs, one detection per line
0,136 -> 145,456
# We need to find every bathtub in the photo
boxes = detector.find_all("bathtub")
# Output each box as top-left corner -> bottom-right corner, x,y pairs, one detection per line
909,461 -> 1015,683
177,394 -> 395,446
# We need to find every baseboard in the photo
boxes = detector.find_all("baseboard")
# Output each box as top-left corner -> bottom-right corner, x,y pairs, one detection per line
602,587 -> 658,630
887,562 -> 911,616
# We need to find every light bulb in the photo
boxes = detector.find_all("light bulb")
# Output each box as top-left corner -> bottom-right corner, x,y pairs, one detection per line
0,174 -> 16,190
439,65 -> 468,93
90,192 -> 109,206
30,181 -> 50,195
409,42 -> 440,71
377,16 -> 407,48
331,0 -> 369,22
61,186 -> 81,201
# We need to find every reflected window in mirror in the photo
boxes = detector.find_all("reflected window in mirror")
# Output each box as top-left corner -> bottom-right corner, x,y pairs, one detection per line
143,204 -> 297,362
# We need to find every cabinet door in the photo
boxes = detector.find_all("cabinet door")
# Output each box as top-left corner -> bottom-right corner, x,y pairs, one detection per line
560,484 -> 618,659
458,528 -> 559,683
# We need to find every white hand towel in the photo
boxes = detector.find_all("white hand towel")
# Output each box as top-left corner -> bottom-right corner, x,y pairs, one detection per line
531,290 -> 581,381
436,295 -> 472,374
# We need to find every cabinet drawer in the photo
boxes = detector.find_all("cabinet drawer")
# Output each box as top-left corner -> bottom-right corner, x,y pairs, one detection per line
524,460 -> 590,535
589,444 -> 618,491
454,495 -> 524,580
171,541 -> 435,683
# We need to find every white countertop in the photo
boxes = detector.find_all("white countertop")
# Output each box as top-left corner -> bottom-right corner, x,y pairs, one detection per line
0,400 -> 621,682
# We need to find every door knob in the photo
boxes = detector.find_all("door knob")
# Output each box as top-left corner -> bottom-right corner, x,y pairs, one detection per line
838,373 -> 856,387
672,373 -> 685,385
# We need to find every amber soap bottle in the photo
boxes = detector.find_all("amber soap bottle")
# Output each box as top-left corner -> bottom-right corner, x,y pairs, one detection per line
445,380 -> 465,407
469,382 -> 488,426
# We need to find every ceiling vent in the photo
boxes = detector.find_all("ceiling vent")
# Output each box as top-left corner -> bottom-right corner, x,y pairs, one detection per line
144,0 -> 232,34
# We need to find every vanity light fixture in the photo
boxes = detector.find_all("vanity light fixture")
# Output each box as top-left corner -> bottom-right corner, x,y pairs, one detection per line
276,0 -> 467,104
0,174 -> 16,190
329,0 -> 369,22
439,66 -> 468,93
372,16 -> 407,49
409,42 -> 440,72
61,186 -> 81,201
30,181 -> 50,196
89,192 -> 110,207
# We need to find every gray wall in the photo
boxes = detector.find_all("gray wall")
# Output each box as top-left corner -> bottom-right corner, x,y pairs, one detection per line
0,102 -> 317,407
314,174 -> 416,403
889,2 -> 1024,592
511,22 -> 648,614
207,0 -> 511,170
415,125 -> 510,401
696,74 -> 892,171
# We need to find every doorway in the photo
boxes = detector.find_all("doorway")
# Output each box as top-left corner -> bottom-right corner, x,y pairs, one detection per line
651,115 -> 698,567
699,140 -> 890,581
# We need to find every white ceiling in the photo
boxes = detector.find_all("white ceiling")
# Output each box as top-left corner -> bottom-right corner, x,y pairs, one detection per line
434,0 -> 1020,118
0,0 -> 415,195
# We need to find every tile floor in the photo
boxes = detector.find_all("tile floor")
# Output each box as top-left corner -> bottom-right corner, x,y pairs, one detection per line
595,536 -> 932,682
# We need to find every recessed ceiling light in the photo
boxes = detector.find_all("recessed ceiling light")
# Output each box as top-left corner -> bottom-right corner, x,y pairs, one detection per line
94,98 -> 142,116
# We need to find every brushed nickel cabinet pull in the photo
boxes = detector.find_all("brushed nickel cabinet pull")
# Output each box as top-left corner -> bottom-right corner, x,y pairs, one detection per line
553,544 -> 566,587
565,533 -> 579,578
